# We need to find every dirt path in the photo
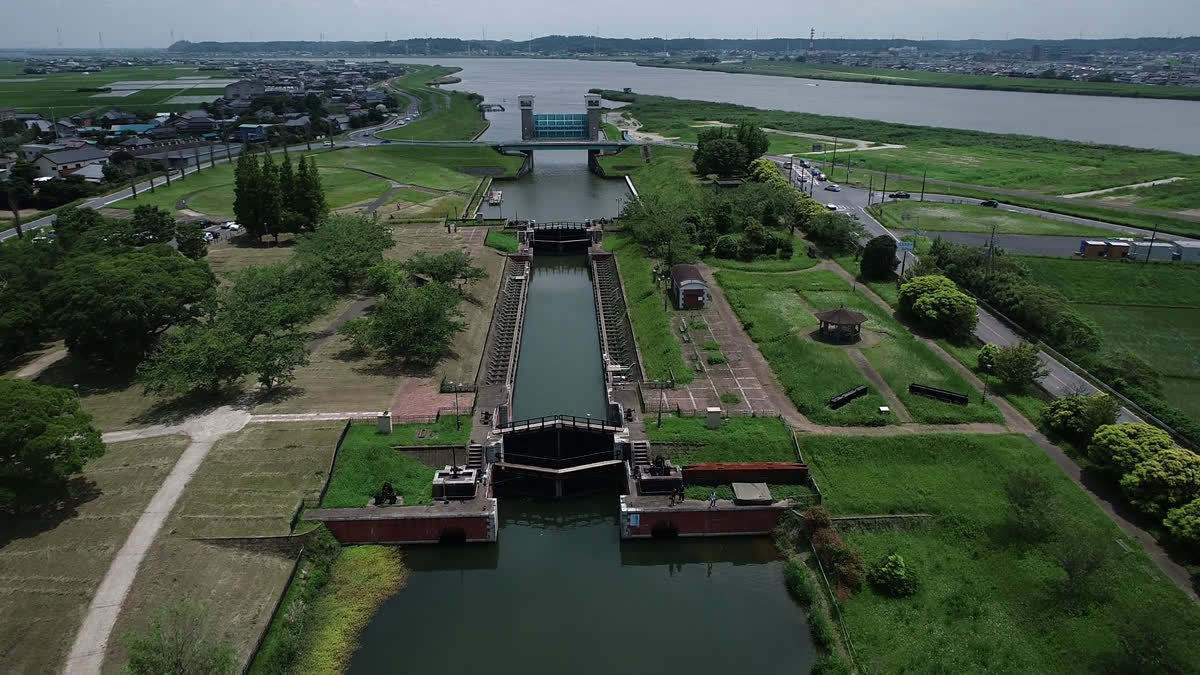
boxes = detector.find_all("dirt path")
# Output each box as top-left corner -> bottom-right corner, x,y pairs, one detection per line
63,406 -> 252,675
1061,177 -> 1187,199
13,348 -> 67,379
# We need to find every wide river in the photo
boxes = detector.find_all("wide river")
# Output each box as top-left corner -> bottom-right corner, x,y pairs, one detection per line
397,57 -> 1200,153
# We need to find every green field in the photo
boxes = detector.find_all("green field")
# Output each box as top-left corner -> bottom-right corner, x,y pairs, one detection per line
1020,256 -> 1200,414
716,268 -> 1000,425
321,424 -> 440,508
0,65 -> 236,117
641,59 -> 1200,101
872,201 -> 1116,237
1098,178 -> 1196,210
804,432 -> 1200,672
314,145 -> 520,191
646,415 -> 796,463
597,91 -> 1200,226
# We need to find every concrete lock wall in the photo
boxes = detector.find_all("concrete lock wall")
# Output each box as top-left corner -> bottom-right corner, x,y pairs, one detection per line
619,498 -> 788,539
322,505 -> 499,544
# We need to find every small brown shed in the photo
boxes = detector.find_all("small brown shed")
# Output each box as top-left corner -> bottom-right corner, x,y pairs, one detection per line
670,264 -> 709,310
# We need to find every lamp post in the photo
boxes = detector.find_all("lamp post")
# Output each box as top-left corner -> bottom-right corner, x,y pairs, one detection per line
452,382 -> 461,430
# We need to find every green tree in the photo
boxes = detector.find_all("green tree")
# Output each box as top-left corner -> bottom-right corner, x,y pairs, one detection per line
898,274 -> 958,314
295,214 -> 394,291
175,221 -> 208,260
294,156 -> 327,228
1042,393 -> 1120,445
1120,448 -> 1200,517
3,159 -> 37,240
137,320 -> 250,395
130,204 -> 176,245
1087,423 -> 1176,476
992,342 -> 1048,389
0,378 -> 104,511
746,158 -> 788,188
1048,522 -> 1113,600
867,553 -> 918,598
53,207 -> 108,251
232,152 -> 260,235
911,287 -> 977,340
123,598 -> 235,675
247,331 -> 309,391
1164,498 -> 1200,549
221,262 -> 333,338
1003,466 -> 1062,542
977,343 -> 999,373
0,238 -> 62,357
258,150 -> 283,243
860,235 -> 898,280
402,250 -> 487,288
693,137 -> 749,177
805,211 -> 864,254
47,246 -> 216,363
341,283 -> 464,364
735,120 -> 770,160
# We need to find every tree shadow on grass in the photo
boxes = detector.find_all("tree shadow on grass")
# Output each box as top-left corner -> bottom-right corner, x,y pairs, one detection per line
128,386 -> 246,428
35,352 -> 137,397
0,476 -> 101,549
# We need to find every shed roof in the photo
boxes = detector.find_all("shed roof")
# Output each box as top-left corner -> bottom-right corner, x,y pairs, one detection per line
41,146 -> 108,165
813,306 -> 867,326
670,263 -> 704,286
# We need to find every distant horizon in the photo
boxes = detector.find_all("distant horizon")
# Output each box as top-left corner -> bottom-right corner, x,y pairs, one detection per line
3,32 -> 1199,52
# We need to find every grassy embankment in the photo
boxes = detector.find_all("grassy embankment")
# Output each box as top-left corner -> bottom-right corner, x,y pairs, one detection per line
0,435 -> 190,674
250,529 -> 407,675
484,229 -> 518,252
870,201 -> 1116,238
320,422 -> 472,508
605,234 -> 693,384
378,65 -> 487,141
596,90 -> 1200,235
0,65 -> 238,117
639,59 -> 1200,100
717,268 -> 1001,425
1020,256 -> 1200,417
803,432 -> 1200,672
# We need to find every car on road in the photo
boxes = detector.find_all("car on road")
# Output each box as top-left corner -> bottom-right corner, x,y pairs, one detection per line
228,223 -> 241,232
980,199 -> 999,208
825,203 -> 840,211
824,184 -> 842,192
889,191 -> 910,199
202,231 -> 215,242
381,139 -> 392,144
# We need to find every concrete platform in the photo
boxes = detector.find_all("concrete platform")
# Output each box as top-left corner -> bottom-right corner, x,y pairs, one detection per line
732,482 -> 773,506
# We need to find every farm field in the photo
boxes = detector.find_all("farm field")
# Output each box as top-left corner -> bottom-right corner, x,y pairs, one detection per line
715,268 -> 1000,425
1019,255 -> 1200,415
0,434 -> 191,674
0,65 -> 238,117
102,422 -> 343,671
871,201 -> 1115,237
803,432 -> 1200,673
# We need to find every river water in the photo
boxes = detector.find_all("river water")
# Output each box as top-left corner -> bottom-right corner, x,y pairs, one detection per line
424,58 -> 1200,153
346,498 -> 815,674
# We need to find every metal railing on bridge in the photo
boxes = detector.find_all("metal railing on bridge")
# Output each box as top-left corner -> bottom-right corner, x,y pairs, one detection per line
496,414 -> 624,433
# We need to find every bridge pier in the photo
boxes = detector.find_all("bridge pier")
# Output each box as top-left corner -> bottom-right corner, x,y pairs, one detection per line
588,150 -> 601,176
517,150 -> 534,178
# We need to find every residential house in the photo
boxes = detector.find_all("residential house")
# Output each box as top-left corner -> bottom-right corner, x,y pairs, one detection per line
100,109 -> 137,126
118,137 -> 156,149
174,110 -> 218,134
330,114 -> 351,131
33,146 -> 108,178
224,79 -> 266,100
283,115 -> 311,129
235,124 -> 270,143
70,162 -> 106,183
148,126 -> 178,141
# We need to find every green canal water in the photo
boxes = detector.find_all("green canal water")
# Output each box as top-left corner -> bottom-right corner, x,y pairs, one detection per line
346,498 -> 816,674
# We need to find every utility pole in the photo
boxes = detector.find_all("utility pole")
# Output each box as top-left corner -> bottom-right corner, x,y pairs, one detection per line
194,152 -> 202,175
208,141 -> 215,168
162,160 -> 171,187
880,168 -> 889,213
831,136 -> 838,171
920,168 -> 927,201
128,174 -> 137,200
987,220 -> 998,285
867,175 -> 873,206
1146,224 -> 1158,263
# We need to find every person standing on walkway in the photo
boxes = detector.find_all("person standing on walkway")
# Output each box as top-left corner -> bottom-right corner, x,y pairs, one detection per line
709,491 -> 718,508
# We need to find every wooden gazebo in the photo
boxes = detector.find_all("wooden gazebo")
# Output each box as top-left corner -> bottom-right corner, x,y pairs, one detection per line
813,305 -> 867,343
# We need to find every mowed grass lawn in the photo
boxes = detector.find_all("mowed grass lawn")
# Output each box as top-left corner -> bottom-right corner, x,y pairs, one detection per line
1020,255 -> 1200,414
872,201 -> 1115,237
314,145 -> 521,192
716,268 -> 999,425
113,165 -> 391,218
804,433 -> 1200,673
0,434 -> 190,674
646,415 -> 796,463
103,423 -> 344,671
321,423 -> 440,508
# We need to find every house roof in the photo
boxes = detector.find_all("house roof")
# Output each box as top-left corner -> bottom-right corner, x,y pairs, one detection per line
41,146 -> 108,165
670,263 -> 704,286
69,163 -> 107,181
813,306 -> 867,326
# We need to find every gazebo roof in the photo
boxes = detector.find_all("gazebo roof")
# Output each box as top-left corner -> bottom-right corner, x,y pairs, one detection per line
813,305 -> 867,326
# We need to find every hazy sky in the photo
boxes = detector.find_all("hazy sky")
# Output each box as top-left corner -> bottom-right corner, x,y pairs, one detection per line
2,0 -> 1195,48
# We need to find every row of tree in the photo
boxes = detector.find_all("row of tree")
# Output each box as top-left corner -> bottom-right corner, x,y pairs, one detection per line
692,122 -> 770,177
233,151 -> 327,245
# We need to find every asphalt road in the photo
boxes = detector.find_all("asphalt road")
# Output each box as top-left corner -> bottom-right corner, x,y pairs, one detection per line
890,229 -> 1085,257
780,159 -> 1145,424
